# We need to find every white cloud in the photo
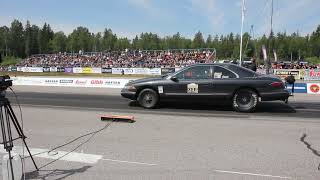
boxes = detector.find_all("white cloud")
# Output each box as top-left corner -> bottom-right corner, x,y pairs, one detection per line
255,0 -> 320,36
188,0 -> 226,34
127,0 -> 173,20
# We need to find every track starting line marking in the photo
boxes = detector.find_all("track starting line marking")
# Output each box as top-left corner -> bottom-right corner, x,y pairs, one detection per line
0,145 -> 156,166
0,145 -> 291,179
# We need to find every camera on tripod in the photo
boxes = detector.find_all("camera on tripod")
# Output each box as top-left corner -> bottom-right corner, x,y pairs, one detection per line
0,75 -> 12,91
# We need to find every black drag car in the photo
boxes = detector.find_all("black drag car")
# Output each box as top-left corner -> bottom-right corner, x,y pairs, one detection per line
121,63 -> 289,112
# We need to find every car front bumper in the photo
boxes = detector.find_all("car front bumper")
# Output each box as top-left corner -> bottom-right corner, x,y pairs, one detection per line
121,89 -> 137,100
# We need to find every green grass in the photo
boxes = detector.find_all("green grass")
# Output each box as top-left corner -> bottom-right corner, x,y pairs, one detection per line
0,71 -> 153,78
1,56 -> 22,66
305,57 -> 320,64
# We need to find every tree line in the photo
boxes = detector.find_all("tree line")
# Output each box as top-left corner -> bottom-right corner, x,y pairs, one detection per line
1,19 -> 320,62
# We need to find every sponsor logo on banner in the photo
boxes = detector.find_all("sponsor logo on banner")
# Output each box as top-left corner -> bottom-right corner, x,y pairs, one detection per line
75,80 -> 87,85
102,68 -> 112,73
161,68 -> 175,75
310,84 -> 320,93
44,79 -> 59,84
274,69 -> 302,79
43,67 -> 50,72
9,67 -> 17,72
82,67 -> 93,73
105,80 -> 121,85
134,68 -> 149,75
149,68 -> 161,75
92,68 -> 102,74
22,67 -> 43,72
50,67 -> 58,72
73,67 -> 83,73
59,79 -> 73,84
91,80 -> 103,84
285,83 -> 307,93
307,83 -> 320,94
304,69 -> 320,80
57,67 -> 65,72
13,77 -> 43,85
65,68 -> 73,73
112,68 -> 134,74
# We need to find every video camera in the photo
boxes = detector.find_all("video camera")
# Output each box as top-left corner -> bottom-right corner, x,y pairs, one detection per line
0,75 -> 12,91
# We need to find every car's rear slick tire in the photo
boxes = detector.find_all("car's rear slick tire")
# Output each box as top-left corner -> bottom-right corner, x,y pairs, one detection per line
138,88 -> 159,109
232,88 -> 258,112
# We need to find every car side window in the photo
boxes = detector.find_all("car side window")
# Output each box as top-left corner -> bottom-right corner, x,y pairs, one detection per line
175,66 -> 211,80
213,66 -> 237,79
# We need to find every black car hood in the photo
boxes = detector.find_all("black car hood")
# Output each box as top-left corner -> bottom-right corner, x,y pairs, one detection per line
128,77 -> 163,85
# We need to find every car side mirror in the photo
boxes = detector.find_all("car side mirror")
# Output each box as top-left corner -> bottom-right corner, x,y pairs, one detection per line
170,76 -> 178,82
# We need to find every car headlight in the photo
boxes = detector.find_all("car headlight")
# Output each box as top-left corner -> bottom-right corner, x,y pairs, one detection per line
124,85 -> 136,92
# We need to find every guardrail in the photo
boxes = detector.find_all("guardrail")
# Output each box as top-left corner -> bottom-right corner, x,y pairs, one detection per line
11,77 -> 320,94
12,77 -> 133,88
7,67 -> 320,80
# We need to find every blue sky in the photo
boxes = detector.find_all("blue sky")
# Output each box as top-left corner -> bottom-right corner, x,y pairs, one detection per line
1,0 -> 319,39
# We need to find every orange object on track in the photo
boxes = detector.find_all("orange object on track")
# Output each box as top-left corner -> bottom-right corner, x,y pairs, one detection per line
101,115 -> 135,123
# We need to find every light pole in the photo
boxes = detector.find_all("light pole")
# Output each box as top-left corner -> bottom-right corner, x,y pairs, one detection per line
239,0 -> 246,66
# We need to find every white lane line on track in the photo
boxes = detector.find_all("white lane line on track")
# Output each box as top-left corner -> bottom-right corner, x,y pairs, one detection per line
101,158 -> 157,166
0,145 -> 102,164
0,145 -> 157,166
214,169 -> 291,179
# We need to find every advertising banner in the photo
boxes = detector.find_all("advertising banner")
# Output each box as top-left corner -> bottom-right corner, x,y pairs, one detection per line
102,67 -> 112,73
112,68 -> 134,75
307,83 -> 320,94
65,67 -> 73,73
22,67 -> 43,72
8,67 -> 17,72
12,77 -> 44,86
50,67 -> 58,72
104,79 -> 130,88
133,68 -> 149,75
304,69 -> 320,81
74,79 -> 88,86
92,68 -> 102,74
149,68 -> 161,75
59,79 -> 74,86
82,67 -> 93,73
88,79 -> 105,87
12,77 -> 133,88
73,67 -> 83,73
286,83 -> 307,93
43,67 -> 50,72
57,67 -> 65,72
273,69 -> 303,80
161,68 -> 175,75
17,67 -> 23,72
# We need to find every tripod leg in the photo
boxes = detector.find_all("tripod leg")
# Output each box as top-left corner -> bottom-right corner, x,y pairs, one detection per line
1,104 -> 15,180
5,103 -> 39,171
5,102 -> 24,138
7,150 -> 15,180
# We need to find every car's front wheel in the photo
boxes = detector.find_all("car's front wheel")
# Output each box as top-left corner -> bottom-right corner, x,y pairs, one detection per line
138,88 -> 159,109
232,88 -> 259,112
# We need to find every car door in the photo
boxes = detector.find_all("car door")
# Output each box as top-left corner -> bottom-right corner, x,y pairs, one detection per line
211,65 -> 239,99
163,65 -> 214,100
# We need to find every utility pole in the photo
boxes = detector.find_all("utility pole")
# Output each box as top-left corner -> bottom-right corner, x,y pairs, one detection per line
267,0 -> 274,74
239,0 -> 246,66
